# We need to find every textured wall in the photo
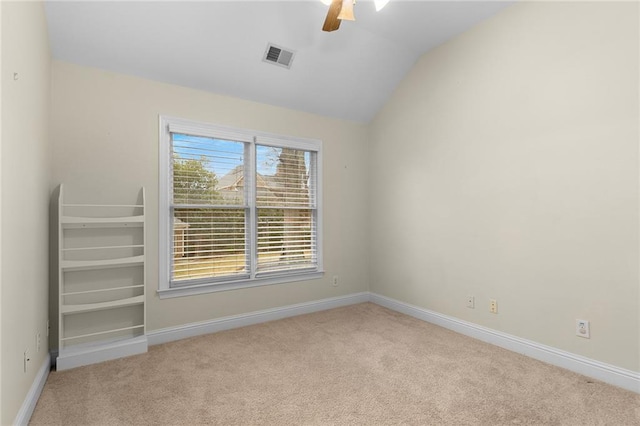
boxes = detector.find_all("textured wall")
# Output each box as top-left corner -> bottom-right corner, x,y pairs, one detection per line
50,61 -> 370,334
1,2 -> 52,424
369,1 -> 639,371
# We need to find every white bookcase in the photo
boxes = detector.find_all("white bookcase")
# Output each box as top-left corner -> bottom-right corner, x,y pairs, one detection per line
56,184 -> 148,370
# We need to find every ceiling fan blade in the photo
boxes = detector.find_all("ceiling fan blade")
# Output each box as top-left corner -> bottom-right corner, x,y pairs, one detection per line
337,0 -> 355,21
322,0 -> 343,32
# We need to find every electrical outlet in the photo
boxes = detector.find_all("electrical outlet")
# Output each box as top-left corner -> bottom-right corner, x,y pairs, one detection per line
36,332 -> 41,353
576,319 -> 590,338
466,296 -> 475,309
489,299 -> 498,314
332,275 -> 338,287
23,350 -> 30,373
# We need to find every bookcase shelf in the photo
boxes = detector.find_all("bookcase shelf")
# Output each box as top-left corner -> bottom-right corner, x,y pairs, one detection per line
61,215 -> 144,228
60,295 -> 145,314
61,255 -> 144,271
56,184 -> 147,370
61,324 -> 145,342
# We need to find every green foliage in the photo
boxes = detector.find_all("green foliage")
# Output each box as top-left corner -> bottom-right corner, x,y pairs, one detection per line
172,151 -> 312,266
173,155 -> 220,204
173,156 -> 243,258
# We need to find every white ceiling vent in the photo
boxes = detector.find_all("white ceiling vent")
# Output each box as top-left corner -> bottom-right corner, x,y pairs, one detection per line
263,43 -> 295,69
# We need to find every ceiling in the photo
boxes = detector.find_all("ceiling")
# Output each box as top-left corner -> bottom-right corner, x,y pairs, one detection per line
44,1 -> 513,123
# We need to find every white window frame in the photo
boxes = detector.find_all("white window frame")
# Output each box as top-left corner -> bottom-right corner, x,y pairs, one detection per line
158,116 -> 323,299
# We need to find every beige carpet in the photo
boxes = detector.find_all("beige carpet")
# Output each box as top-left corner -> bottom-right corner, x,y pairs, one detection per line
31,303 -> 639,425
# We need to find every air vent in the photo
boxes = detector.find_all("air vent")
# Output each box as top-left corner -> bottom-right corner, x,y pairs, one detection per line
263,43 -> 295,69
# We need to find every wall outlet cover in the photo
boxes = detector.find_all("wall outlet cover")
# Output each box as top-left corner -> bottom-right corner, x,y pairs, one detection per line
489,299 -> 498,314
466,296 -> 475,308
576,319 -> 590,338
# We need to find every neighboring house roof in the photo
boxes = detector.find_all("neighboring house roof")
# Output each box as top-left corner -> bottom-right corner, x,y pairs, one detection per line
174,217 -> 189,230
217,166 -> 311,209
217,166 -> 285,203
217,166 -> 279,191
217,165 -> 245,192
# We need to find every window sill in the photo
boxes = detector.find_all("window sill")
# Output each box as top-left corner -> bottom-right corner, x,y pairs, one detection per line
157,271 -> 325,299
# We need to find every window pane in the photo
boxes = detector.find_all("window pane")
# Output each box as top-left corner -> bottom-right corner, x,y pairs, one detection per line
172,134 -> 245,205
163,118 -> 322,292
172,208 -> 247,282
256,146 -> 313,208
257,208 -> 316,274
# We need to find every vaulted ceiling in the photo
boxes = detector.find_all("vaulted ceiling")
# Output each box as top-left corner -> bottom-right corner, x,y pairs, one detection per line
44,1 -> 513,122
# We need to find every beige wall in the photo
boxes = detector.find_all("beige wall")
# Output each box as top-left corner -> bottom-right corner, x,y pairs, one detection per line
50,61 -> 370,333
0,1 -> 3,419
1,2 -> 51,424
369,1 -> 639,372
7,4 -> 638,422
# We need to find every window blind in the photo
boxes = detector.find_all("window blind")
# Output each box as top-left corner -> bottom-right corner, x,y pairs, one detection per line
171,133 -> 248,283
255,145 -> 317,274
160,117 -> 323,294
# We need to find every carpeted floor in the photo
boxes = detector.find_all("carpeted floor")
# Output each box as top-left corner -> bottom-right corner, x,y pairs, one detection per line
31,303 -> 639,425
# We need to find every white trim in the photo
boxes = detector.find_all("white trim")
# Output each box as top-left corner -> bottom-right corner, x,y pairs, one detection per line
163,115 -> 321,149
56,335 -> 148,371
158,271 -> 324,299
248,139 -> 257,279
14,355 -> 50,426
158,115 -> 324,294
158,116 -> 171,294
369,293 -> 640,394
167,119 -> 254,143
255,135 -> 321,152
314,150 -> 323,272
148,292 -> 369,345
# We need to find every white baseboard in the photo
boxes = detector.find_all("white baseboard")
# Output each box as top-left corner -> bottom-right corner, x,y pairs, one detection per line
14,355 -> 50,426
370,292 -> 640,394
56,336 -> 148,371
48,291 -> 637,397
147,292 -> 370,346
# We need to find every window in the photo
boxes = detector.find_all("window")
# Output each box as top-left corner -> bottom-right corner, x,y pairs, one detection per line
159,116 -> 323,298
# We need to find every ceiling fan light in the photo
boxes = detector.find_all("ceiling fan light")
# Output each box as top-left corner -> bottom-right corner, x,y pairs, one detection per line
374,0 -> 390,12
337,0 -> 355,21
319,0 -> 333,5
